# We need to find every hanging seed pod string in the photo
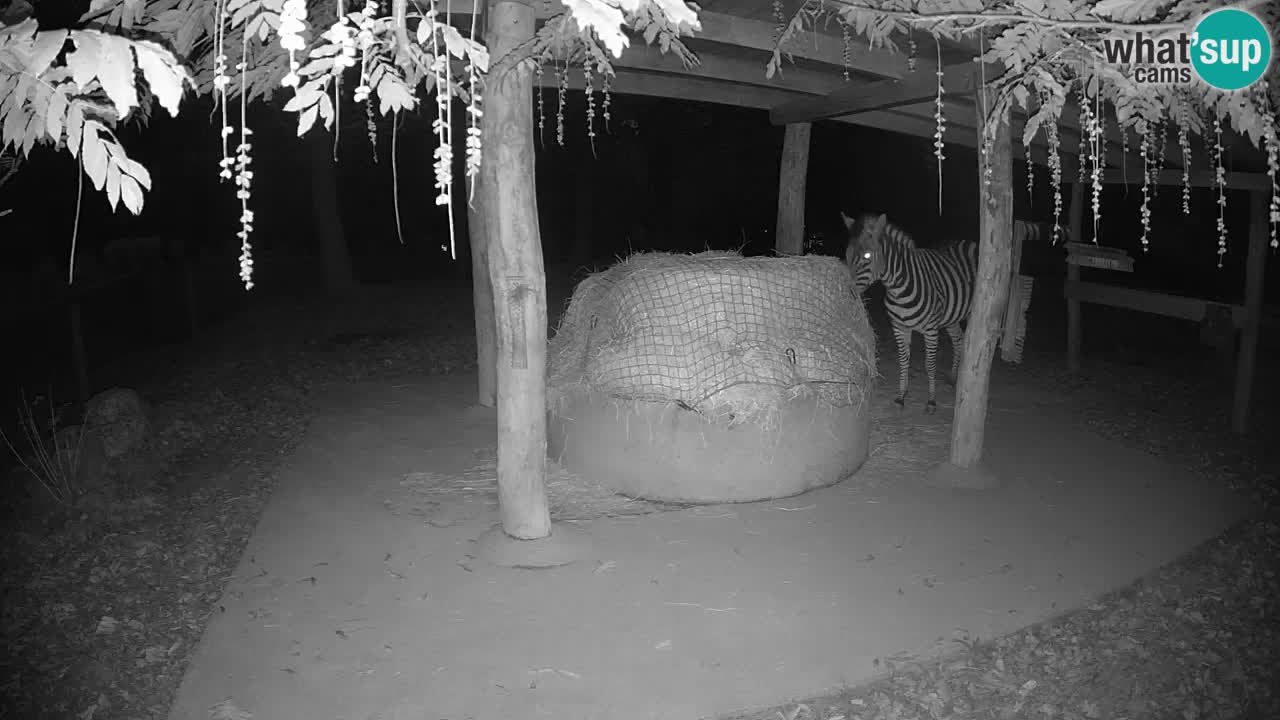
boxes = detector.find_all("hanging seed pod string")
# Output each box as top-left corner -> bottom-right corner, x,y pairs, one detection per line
1214,116 -> 1228,267
583,60 -> 597,157
933,34 -> 945,215
1152,113 -> 1166,198
1177,93 -> 1192,216
1048,113 -> 1064,243
602,72 -> 612,133
556,57 -> 568,148
841,18 -> 851,82
1077,73 -> 1090,187
1088,80 -> 1103,243
1260,81 -> 1278,250
535,60 -> 546,147
1139,121 -> 1152,253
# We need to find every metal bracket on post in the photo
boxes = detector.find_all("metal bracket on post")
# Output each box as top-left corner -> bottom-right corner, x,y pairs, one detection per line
505,276 -> 530,370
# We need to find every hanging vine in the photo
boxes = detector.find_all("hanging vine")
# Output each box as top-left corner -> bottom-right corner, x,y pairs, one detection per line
840,18 -> 851,82
555,59 -> 567,147
932,35 -> 945,215
601,72 -> 612,132
1213,117 -> 1228,267
1138,121 -> 1152,253
583,60 -> 597,155
1088,89 -> 1103,242
1177,99 -> 1192,216
1262,82 -> 1279,250
535,62 -> 546,146
1047,118 -> 1064,243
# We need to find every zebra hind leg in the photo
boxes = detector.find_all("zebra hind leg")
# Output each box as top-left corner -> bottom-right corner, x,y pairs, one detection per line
893,325 -> 912,408
923,328 -> 940,414
944,324 -> 964,386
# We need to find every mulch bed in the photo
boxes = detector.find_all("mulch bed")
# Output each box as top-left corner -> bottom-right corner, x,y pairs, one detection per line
1,279 -> 1276,720
722,342 -> 1280,720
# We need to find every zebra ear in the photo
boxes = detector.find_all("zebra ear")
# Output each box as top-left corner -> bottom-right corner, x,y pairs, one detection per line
840,212 -> 855,230
870,214 -> 888,237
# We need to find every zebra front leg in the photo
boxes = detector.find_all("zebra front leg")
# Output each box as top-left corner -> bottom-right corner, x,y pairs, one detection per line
923,328 -> 940,414
893,325 -> 912,408
944,324 -> 964,386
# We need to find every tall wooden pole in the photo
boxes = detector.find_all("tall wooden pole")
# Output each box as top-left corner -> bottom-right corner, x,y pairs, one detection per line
570,156 -> 595,268
1066,181 -> 1085,372
479,0 -> 551,540
468,173 -> 497,408
1231,189 -> 1269,434
775,122 -> 811,256
308,129 -> 356,294
949,94 -> 1013,470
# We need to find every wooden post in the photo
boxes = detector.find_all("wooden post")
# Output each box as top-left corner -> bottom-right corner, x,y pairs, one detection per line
479,0 -> 552,540
468,173 -> 497,408
570,157 -> 594,268
1231,189 -> 1269,434
68,300 -> 89,405
308,128 -> 356,294
182,256 -> 199,339
1066,181 -> 1085,372
775,122 -> 811,256
949,96 -> 1013,472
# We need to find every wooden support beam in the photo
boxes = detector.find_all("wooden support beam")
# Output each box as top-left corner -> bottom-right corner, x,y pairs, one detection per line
1066,181 -> 1085,372
1065,280 -> 1242,324
480,0 -> 552,541
535,70 -> 989,153
449,6 -> 912,78
618,39 -> 840,95
1102,167 -> 1271,191
775,122 -> 811,256
693,12 -> 912,78
467,173 -> 497,408
1232,189 -> 1269,434
949,93 -> 1014,476
68,301 -> 89,405
769,61 -> 983,125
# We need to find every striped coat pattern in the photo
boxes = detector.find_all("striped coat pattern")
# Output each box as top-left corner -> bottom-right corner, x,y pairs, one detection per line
843,212 -> 978,413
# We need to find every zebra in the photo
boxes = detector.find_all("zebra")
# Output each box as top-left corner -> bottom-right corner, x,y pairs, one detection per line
843,212 -> 978,414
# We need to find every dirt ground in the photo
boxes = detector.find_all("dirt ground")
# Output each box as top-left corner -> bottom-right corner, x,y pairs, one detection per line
2,275 -> 1278,720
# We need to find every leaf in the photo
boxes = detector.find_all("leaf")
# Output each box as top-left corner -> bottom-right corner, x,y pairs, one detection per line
1090,0 -> 1173,22
65,32 -> 103,91
95,34 -> 140,120
439,25 -> 471,60
315,90 -> 334,130
134,42 -> 190,116
118,172 -> 146,214
209,699 -> 253,720
81,121 -> 109,190
66,103 -> 84,156
45,89 -> 67,142
24,29 -> 70,77
281,86 -> 324,113
296,104 -> 318,136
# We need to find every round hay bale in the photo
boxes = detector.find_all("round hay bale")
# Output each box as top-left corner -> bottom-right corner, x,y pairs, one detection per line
548,389 -> 872,503
546,251 -> 877,504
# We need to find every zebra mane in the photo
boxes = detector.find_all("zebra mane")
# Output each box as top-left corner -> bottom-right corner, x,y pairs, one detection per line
876,220 -> 920,251
871,216 -> 974,254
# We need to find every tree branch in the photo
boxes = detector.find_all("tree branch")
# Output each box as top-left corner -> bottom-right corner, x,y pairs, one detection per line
826,0 -> 1273,34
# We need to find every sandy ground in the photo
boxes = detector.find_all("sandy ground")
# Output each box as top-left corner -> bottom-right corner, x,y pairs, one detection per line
165,368 -> 1247,720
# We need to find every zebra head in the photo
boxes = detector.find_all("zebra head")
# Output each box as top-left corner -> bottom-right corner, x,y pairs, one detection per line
841,211 -> 889,294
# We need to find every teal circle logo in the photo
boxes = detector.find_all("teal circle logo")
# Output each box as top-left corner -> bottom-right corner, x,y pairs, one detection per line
1191,8 -> 1273,91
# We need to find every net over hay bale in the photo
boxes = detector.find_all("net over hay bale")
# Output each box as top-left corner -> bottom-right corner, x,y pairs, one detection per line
547,251 -> 877,504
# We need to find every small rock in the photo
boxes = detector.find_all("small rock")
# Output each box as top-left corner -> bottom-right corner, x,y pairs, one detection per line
84,388 -> 150,459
